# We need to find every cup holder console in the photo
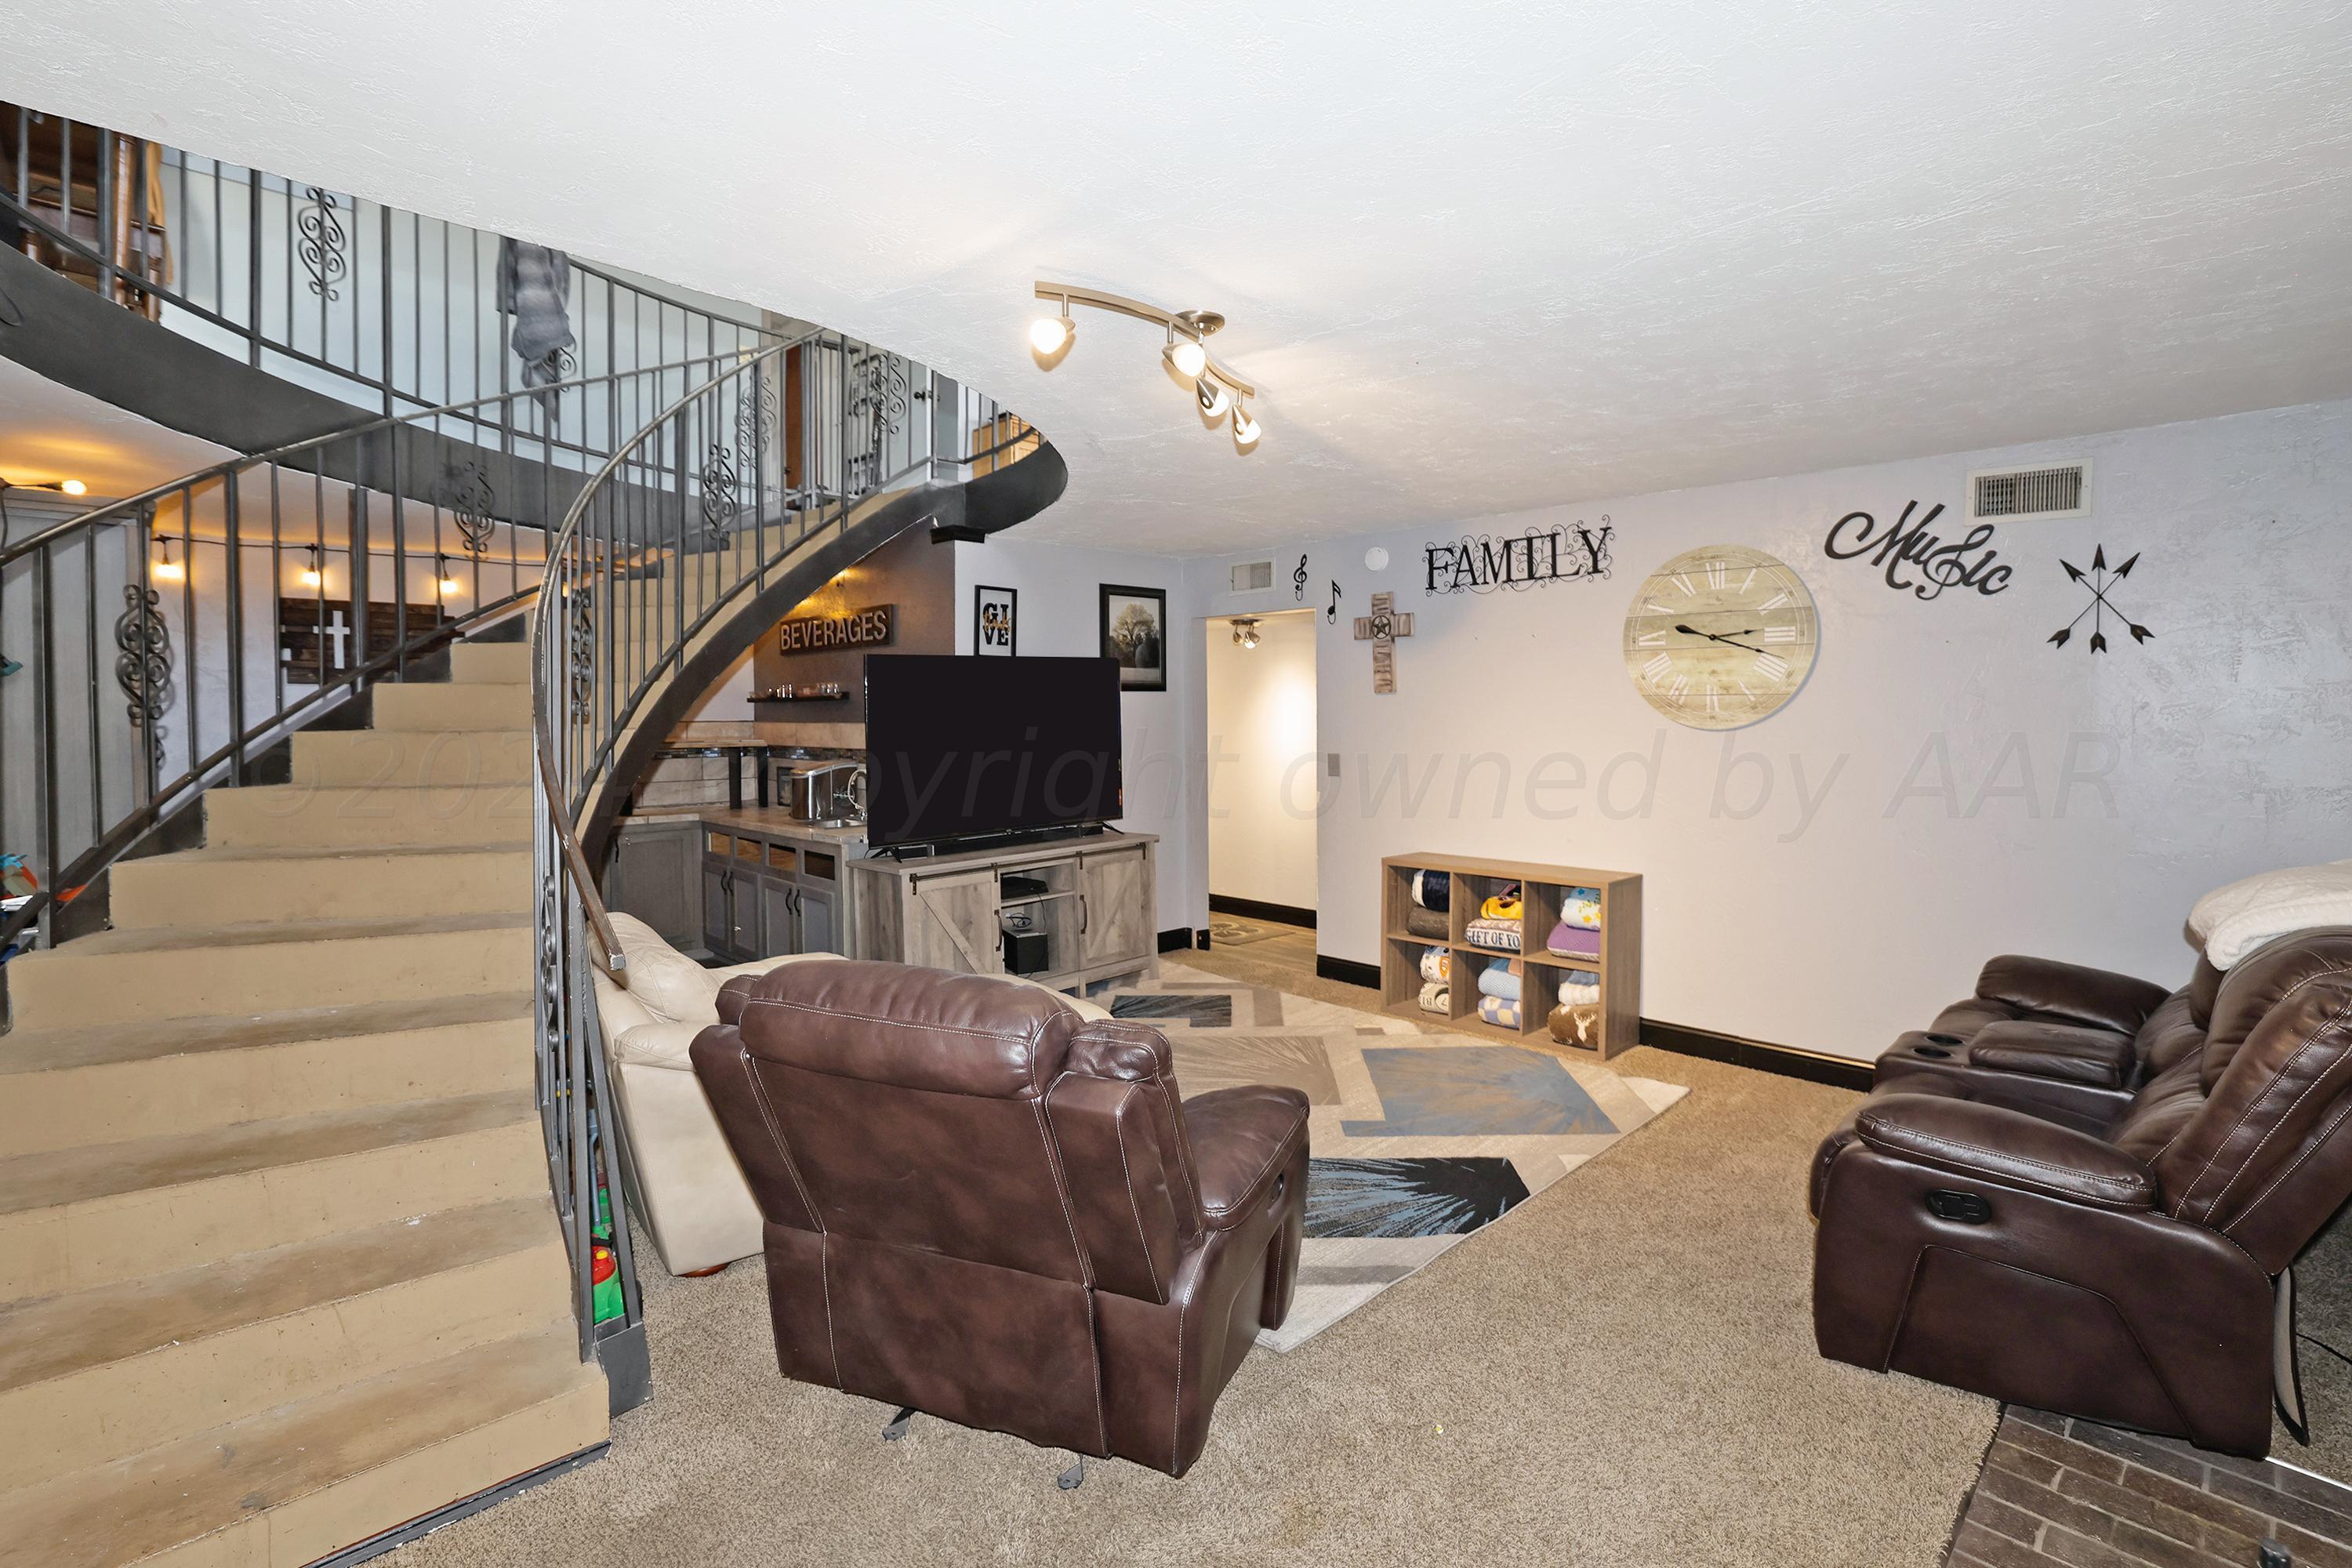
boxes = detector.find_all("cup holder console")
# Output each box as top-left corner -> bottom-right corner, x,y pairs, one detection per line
1925,1033 -> 1963,1046
1911,1044 -> 1953,1059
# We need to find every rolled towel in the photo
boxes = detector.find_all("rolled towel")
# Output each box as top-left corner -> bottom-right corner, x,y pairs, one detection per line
1546,922 -> 1600,958
1419,946 -> 1450,984
1465,916 -> 1523,953
1478,960 -> 1522,1004
1558,981 -> 1601,1007
1479,994 -> 1521,1029
1406,905 -> 1449,939
1411,869 -> 1452,913
1418,980 -> 1450,1014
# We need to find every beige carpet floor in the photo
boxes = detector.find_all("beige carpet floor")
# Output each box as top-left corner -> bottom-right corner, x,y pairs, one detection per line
392,952 -> 1998,1567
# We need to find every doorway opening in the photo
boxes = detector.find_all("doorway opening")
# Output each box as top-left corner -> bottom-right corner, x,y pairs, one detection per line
1203,608 -> 1317,973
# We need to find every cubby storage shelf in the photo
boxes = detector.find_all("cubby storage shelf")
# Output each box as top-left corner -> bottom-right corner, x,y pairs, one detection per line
1379,852 -> 1641,1061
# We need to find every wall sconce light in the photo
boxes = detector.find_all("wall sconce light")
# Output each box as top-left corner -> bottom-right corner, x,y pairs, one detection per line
299,544 -> 324,588
1230,616 -> 1261,650
1032,281 -> 1262,453
151,535 -> 184,583
436,553 -> 462,595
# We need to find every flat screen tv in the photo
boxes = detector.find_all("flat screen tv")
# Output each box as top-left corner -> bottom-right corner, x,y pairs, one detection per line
864,654 -> 1123,850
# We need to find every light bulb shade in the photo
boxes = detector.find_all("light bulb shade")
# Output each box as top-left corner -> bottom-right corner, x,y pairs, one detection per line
1030,314 -> 1074,355
1232,407 -> 1261,448
59,479 -> 86,496
152,558 -> 183,582
299,569 -> 322,587
1196,379 -> 1232,419
1164,337 -> 1207,379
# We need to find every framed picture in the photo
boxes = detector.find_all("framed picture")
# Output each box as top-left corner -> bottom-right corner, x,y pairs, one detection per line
1100,583 -> 1167,692
974,584 -> 1018,656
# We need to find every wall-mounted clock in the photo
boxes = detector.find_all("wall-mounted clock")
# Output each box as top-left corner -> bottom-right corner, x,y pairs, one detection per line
1622,545 -> 1818,729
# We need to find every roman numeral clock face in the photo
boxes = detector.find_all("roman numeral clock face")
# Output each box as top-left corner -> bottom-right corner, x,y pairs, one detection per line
1621,545 -> 1819,730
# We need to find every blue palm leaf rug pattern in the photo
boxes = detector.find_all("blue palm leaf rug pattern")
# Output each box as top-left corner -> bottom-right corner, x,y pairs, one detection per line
1104,961 -> 1687,1351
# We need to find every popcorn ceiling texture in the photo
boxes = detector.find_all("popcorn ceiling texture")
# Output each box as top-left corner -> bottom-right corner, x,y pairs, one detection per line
5,4 -> 2351,553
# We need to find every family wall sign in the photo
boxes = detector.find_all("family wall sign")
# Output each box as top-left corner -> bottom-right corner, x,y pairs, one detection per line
1423,519 -> 1613,595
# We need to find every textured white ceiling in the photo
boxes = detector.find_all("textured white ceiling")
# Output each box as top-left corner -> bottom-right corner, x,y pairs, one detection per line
7,2 -> 2352,554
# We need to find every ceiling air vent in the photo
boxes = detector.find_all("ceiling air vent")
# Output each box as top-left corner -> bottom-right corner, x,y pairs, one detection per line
1969,461 -> 2091,522
1230,559 -> 1275,592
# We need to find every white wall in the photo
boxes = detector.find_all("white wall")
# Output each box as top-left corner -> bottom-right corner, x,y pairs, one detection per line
952,533 -> 1194,936
1203,609 -> 1317,911
1183,397 -> 2352,1060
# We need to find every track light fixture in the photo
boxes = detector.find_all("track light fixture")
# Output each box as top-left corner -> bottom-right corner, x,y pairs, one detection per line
299,544 -> 323,589
152,535 -> 183,583
1230,617 -> 1261,650
1031,281 -> 1261,453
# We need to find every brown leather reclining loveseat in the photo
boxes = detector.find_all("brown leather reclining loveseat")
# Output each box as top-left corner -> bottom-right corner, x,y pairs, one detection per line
1811,927 -> 2352,1454
690,959 -> 1310,1479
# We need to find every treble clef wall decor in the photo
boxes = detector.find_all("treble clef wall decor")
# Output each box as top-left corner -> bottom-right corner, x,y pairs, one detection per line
1293,554 -> 1308,601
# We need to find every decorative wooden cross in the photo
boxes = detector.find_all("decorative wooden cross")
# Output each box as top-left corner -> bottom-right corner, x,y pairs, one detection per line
1352,590 -> 1414,694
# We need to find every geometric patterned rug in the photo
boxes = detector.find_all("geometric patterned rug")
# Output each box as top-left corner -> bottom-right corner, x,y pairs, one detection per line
1098,961 -> 1689,1352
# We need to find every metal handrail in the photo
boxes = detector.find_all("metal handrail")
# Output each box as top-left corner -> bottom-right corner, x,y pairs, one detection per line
1,102 -> 786,426
0,353 -> 746,953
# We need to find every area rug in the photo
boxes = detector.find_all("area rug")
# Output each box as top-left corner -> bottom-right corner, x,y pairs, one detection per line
1203,916 -> 1281,946
1102,961 -> 1688,1351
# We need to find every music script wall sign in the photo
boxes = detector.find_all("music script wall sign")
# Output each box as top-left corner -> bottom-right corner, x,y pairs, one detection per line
1424,519 -> 1613,595
1822,501 -> 2012,601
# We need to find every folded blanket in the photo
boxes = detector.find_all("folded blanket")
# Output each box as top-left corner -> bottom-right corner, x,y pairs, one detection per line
1558,981 -> 1600,1006
1419,946 -> 1450,984
1465,916 -> 1522,953
1560,891 -> 1602,930
1480,884 -> 1523,921
1546,923 -> 1600,958
2190,858 -> 2352,967
1406,906 -> 1449,939
1411,869 -> 1451,913
1479,994 -> 1521,1029
1478,960 -> 1522,1003
1418,981 -> 1450,1014
1548,1001 -> 1601,1048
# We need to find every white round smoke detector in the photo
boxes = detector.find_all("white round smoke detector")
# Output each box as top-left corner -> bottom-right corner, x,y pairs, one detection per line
1364,546 -> 1390,572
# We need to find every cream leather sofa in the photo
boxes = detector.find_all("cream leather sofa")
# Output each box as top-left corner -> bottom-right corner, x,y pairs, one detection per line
592,913 -> 1114,1276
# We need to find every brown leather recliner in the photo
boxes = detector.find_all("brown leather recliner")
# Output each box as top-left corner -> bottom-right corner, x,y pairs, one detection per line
690,959 -> 1310,1479
1811,928 -> 2352,1456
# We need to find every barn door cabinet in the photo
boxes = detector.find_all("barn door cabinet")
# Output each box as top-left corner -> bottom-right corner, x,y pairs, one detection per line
850,833 -> 1159,994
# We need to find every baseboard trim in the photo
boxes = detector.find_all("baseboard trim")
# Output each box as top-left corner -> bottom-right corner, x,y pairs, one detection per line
1208,894 -> 1316,929
1639,1018 -> 1875,1090
1316,954 -> 1383,989
1158,927 -> 1196,953
307,1443 -> 609,1568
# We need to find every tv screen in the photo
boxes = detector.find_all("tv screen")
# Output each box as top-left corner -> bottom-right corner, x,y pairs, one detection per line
864,654 -> 1123,849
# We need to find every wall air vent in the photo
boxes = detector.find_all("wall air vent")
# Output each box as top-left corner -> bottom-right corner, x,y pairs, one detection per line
1230,560 -> 1275,592
1969,461 -> 2092,521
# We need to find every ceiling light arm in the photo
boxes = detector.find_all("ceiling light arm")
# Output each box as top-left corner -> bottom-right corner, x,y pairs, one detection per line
1034,280 -> 1257,399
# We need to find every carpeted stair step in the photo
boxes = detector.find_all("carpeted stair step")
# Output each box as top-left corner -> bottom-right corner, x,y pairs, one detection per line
204,782 -> 534,849
370,680 -> 532,731
108,842 -> 532,928
0,1323 -> 606,1568
0,992 -> 534,1157
289,727 -> 534,787
2,911 -> 532,1026
0,1087 -> 546,1303
450,642 -> 532,684
0,1196 -> 573,1492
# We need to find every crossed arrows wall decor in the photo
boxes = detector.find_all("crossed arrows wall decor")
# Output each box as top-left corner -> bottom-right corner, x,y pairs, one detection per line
2049,544 -> 2154,654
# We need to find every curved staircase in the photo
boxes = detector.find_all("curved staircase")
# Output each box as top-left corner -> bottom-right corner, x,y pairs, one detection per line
0,641 -> 600,1568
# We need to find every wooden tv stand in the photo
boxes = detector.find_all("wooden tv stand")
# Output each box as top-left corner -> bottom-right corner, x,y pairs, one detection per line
1378,852 -> 1641,1060
849,832 -> 1159,994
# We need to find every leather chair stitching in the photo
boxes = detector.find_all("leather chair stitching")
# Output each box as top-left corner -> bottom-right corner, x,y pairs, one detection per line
1156,1073 -> 1208,1221
2203,1008 -> 2352,1216
1855,1117 -> 2150,1206
1106,1083 -> 1164,1300
2147,964 -> 2352,1172
737,1045 -> 840,1385
735,993 -> 1027,1039
1028,1098 -> 1096,1288
2223,1080 -> 2352,1243
1200,1105 -> 1312,1218
1172,1292 -> 1187,1473
2176,979 -> 2352,1211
